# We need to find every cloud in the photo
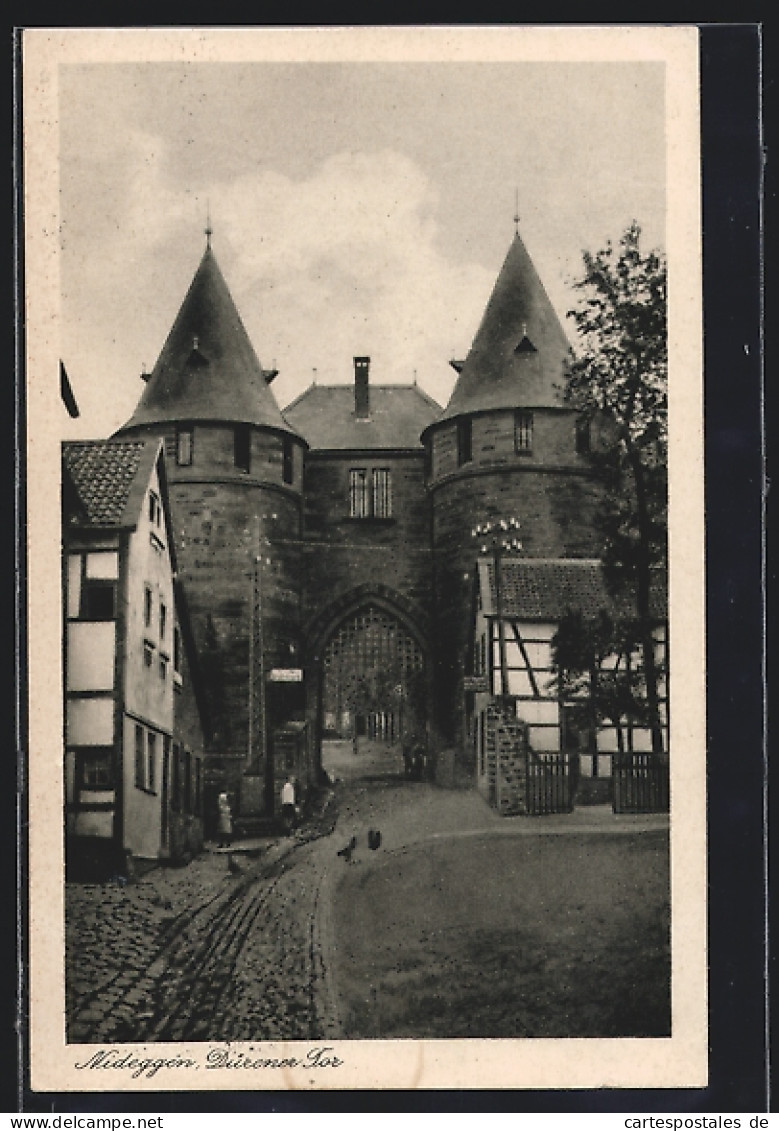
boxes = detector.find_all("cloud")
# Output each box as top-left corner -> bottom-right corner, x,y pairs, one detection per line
214,150 -> 494,407
60,146 -> 497,438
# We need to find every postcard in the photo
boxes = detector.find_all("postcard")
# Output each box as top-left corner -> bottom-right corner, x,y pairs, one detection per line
23,24 -> 706,1094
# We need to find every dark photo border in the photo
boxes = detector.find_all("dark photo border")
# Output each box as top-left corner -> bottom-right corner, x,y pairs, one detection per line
11,20 -> 767,1114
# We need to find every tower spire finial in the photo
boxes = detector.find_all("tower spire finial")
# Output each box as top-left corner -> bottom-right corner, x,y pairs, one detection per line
205,200 -> 213,248
513,186 -> 520,236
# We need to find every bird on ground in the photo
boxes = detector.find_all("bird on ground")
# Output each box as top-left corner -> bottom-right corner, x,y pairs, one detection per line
367,829 -> 382,851
337,835 -> 357,863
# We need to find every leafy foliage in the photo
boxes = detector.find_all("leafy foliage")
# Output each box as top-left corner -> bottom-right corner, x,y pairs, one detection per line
549,609 -> 650,751
566,221 -> 667,452
564,222 -> 668,754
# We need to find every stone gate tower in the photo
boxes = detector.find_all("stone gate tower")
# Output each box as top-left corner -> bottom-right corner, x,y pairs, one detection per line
115,238 -> 307,804
423,230 -> 604,754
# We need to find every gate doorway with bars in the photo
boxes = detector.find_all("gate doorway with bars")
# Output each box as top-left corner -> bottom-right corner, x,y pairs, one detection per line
320,603 -> 427,748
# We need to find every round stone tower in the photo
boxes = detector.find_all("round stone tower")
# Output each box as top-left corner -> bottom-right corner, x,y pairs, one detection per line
114,238 -> 307,805
423,230 -> 604,755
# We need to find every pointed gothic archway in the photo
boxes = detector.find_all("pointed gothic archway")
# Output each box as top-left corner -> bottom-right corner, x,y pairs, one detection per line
304,587 -> 431,781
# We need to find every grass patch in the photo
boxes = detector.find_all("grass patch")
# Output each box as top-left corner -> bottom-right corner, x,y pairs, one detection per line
332,830 -> 670,1038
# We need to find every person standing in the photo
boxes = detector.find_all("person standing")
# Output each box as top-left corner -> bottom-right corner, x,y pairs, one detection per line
280,776 -> 296,834
216,792 -> 233,848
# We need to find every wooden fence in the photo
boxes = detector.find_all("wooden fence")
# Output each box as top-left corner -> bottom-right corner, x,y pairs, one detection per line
525,751 -> 579,816
612,752 -> 669,813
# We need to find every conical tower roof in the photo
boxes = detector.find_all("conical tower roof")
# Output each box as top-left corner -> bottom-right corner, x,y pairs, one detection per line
436,231 -> 572,424
120,243 -> 300,437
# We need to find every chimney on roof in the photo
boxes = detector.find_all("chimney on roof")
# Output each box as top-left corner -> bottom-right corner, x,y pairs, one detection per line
354,356 -> 370,419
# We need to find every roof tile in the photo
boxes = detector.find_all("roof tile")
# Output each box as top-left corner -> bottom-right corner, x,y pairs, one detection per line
62,439 -> 152,528
482,558 -> 667,621
429,233 -> 572,432
119,246 -> 300,438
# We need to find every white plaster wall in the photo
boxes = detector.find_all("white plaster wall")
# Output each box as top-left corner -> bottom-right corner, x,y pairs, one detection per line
67,698 -> 113,746
67,622 -> 115,691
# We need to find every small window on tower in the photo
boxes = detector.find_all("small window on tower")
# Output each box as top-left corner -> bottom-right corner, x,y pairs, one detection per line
282,436 -> 294,484
457,418 -> 472,466
423,442 -> 432,482
176,426 -> 193,466
515,410 -> 533,453
234,425 -> 251,473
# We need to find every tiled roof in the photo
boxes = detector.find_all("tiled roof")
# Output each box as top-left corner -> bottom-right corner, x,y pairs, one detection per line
479,558 -> 667,621
62,439 -> 158,528
284,383 -> 441,451
427,232 -> 572,433
119,245 -> 301,439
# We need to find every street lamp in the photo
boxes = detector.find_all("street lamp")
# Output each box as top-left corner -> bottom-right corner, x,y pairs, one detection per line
471,518 -> 522,698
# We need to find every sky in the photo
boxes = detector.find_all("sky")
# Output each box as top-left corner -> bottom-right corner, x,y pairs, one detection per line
56,52 -> 667,440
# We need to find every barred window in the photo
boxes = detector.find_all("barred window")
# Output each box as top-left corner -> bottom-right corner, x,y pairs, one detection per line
349,469 -> 370,518
349,468 -> 392,518
515,410 -> 533,453
372,468 -> 392,518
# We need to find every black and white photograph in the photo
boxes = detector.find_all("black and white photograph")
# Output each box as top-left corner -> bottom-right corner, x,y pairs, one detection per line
22,25 -> 707,1094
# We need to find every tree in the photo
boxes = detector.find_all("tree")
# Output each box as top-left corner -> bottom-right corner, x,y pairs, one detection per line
550,609 -> 650,755
565,221 -> 667,756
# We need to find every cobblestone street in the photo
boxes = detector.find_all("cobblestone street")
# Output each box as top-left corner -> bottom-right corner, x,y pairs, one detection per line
66,748 -> 670,1045
66,800 -> 340,1045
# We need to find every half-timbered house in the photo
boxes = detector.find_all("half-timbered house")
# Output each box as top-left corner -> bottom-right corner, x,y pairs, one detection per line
63,438 -> 210,874
468,556 -> 668,812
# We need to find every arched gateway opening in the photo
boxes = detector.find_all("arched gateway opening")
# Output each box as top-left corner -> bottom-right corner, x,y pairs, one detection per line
308,595 -> 429,783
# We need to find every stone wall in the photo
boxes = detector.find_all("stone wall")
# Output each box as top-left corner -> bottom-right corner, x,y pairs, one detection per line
300,452 -> 433,634
428,411 -> 604,754
118,422 -> 305,777
486,699 -> 529,816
